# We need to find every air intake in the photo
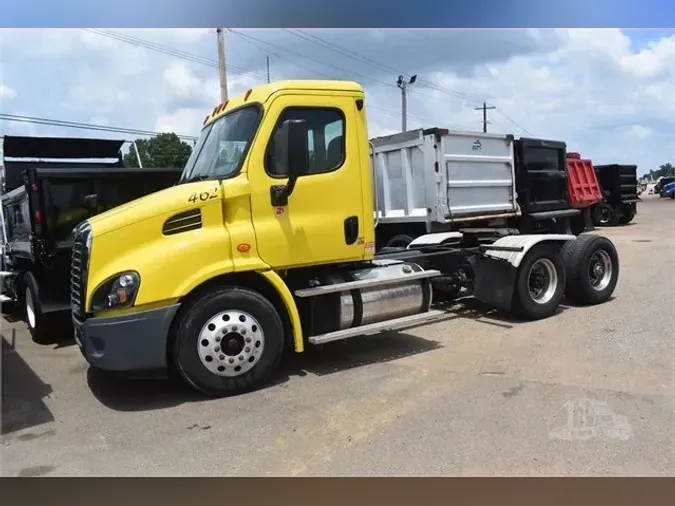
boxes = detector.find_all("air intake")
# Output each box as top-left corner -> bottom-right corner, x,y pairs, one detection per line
162,209 -> 202,236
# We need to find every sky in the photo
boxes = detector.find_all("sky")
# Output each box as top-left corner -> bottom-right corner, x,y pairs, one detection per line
1,28 -> 674,175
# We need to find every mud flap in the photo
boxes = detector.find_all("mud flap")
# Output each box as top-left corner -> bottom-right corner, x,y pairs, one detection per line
582,207 -> 595,231
472,256 -> 517,312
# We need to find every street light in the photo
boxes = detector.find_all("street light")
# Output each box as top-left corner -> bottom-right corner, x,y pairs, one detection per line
397,74 -> 417,132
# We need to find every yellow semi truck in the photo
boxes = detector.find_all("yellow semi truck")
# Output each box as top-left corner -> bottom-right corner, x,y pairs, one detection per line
69,80 -> 620,396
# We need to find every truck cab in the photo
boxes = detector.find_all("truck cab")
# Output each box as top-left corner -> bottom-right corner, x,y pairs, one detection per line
71,80 -> 620,397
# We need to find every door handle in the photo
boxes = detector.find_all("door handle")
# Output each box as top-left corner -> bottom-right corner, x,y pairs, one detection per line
344,216 -> 359,245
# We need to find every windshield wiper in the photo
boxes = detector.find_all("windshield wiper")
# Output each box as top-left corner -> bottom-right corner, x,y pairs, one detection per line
186,174 -> 213,182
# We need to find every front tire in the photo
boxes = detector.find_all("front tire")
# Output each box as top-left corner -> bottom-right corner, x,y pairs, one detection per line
22,272 -> 59,345
512,244 -> 566,320
561,235 -> 619,305
172,287 -> 285,397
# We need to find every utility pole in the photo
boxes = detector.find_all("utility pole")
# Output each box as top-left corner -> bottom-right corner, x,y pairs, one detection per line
266,56 -> 270,83
474,101 -> 496,133
216,28 -> 228,101
396,74 -> 417,132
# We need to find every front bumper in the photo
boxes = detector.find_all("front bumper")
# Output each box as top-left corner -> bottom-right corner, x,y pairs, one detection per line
74,304 -> 181,375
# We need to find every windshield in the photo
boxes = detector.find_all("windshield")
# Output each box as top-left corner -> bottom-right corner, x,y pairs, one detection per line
181,105 -> 261,183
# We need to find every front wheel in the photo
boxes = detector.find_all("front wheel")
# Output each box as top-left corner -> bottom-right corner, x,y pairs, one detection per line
172,287 -> 285,397
22,272 -> 59,345
512,244 -> 566,320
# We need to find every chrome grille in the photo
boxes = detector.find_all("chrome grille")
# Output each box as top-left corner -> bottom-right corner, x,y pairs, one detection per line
70,222 -> 91,317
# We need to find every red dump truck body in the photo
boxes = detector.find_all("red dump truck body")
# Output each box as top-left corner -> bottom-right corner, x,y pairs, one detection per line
566,152 -> 603,208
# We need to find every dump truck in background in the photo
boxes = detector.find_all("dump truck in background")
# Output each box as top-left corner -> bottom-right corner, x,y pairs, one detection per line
654,176 -> 675,198
592,163 -> 641,226
68,80 -> 620,397
0,135 -> 183,344
565,152 -> 604,235
370,128 -> 580,250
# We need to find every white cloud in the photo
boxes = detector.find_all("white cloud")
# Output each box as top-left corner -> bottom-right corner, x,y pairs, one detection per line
164,62 -> 205,97
1,28 -> 674,175
0,83 -> 17,100
629,125 -> 652,139
155,107 -> 205,136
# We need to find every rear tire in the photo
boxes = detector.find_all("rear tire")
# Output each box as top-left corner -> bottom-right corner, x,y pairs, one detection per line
22,272 -> 59,345
512,244 -> 566,320
172,286 -> 285,397
432,284 -> 462,304
385,234 -> 415,249
561,234 -> 619,305
617,204 -> 636,225
592,203 -> 618,227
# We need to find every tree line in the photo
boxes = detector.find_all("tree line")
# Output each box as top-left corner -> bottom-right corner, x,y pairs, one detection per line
123,132 -> 193,168
643,163 -> 674,181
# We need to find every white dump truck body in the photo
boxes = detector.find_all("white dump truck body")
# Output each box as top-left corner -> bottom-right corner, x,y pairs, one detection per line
370,128 -> 519,228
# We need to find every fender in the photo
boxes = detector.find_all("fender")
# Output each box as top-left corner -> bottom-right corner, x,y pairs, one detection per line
408,232 -> 464,248
482,234 -> 576,268
258,270 -> 305,354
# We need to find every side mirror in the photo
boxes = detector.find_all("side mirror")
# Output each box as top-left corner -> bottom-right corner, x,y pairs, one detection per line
276,119 -> 309,180
83,193 -> 98,210
270,119 -> 309,207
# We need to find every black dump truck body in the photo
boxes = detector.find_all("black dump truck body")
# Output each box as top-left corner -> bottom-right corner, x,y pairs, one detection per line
591,164 -> 641,226
1,135 -> 183,344
512,137 -> 580,233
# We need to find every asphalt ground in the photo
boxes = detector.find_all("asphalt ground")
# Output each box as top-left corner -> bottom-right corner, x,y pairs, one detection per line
1,195 -> 673,476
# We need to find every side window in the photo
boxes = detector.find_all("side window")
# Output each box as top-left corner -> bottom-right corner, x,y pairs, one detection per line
265,108 -> 345,177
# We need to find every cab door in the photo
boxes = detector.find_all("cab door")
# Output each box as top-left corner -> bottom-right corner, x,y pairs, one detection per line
248,92 -> 366,269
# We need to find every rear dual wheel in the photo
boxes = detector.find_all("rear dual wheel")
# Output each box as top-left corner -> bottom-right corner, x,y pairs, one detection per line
513,244 -> 566,320
561,235 -> 619,306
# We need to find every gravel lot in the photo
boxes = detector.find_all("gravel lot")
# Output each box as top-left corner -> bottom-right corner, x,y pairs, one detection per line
1,196 -> 673,477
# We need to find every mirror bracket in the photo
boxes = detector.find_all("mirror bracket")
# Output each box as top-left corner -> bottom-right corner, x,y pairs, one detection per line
270,185 -> 291,207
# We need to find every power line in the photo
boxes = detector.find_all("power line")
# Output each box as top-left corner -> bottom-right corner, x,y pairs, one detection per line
228,30 -> 432,124
229,29 -> 399,90
286,29 -> 492,103
0,113 -> 198,141
83,29 -> 268,83
495,110 -> 533,136
83,29 -> 529,136
282,29 -> 541,136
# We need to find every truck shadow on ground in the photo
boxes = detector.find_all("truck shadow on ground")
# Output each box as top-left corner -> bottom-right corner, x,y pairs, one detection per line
84,302 -> 547,413
1,332 -> 55,435
85,329 -> 446,413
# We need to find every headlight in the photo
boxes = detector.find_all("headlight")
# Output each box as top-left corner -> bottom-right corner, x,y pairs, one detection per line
91,271 -> 140,310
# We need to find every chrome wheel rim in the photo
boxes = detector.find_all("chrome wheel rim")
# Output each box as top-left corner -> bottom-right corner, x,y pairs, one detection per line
599,208 -> 612,224
589,250 -> 612,291
528,258 -> 558,304
25,288 -> 36,329
197,310 -> 265,377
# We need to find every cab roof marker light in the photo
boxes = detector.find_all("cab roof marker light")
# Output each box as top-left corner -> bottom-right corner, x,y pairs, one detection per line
244,89 -> 252,101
